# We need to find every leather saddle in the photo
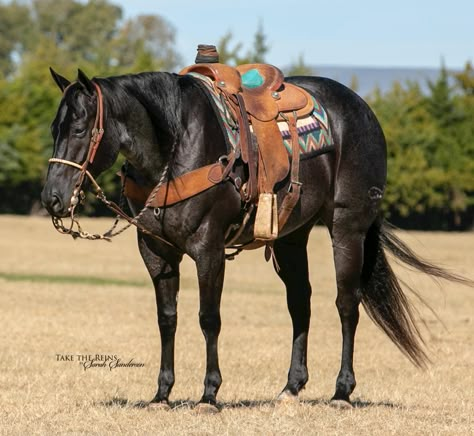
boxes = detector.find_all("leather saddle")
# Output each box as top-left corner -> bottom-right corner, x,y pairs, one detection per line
179,62 -> 314,240
180,62 -> 313,184
180,63 -> 313,122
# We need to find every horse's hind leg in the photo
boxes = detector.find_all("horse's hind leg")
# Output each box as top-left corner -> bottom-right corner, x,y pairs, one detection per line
273,223 -> 313,401
328,205 -> 376,407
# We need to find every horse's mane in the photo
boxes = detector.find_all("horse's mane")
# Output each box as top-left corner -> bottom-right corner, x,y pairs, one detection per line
95,72 -> 184,141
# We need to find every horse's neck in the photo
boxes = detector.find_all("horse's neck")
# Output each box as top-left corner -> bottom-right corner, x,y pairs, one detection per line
104,73 -> 223,184
105,74 -> 179,184
170,76 -> 227,175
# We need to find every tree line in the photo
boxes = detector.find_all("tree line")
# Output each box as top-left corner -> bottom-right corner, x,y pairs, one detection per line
0,0 -> 472,229
367,63 -> 473,229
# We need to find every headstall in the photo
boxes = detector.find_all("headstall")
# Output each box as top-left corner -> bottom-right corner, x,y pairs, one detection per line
47,82 -> 175,246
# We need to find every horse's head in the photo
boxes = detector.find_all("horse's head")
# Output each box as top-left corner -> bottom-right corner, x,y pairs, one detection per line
41,69 -> 118,217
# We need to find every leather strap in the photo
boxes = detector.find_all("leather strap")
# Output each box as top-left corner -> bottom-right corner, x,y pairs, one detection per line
89,83 -> 104,163
232,94 -> 258,203
276,113 -> 302,231
122,156 -> 235,208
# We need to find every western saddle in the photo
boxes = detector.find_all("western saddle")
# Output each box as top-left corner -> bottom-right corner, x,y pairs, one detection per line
124,45 -> 315,249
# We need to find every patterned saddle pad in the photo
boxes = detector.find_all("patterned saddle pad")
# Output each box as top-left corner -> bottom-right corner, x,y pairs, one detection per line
188,72 -> 334,157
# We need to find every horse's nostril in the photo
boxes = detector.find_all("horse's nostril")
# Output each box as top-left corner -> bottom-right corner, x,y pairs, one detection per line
42,191 -> 65,216
51,194 -> 62,211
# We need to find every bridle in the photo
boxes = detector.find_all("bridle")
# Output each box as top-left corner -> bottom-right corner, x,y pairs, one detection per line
49,82 -> 104,214
47,81 -> 175,246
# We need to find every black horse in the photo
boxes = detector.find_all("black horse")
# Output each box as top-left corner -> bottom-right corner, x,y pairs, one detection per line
41,67 -> 462,412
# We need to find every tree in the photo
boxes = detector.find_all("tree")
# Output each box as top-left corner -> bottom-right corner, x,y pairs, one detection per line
286,54 -> 313,76
217,23 -> 269,66
0,0 -> 183,214
31,0 -> 122,70
247,21 -> 269,63
110,15 -> 181,72
0,0 -> 182,77
369,81 -> 443,217
216,31 -> 244,65
368,66 -> 474,229
0,1 -> 34,76
349,75 -> 359,93
424,63 -> 473,224
453,61 -> 474,95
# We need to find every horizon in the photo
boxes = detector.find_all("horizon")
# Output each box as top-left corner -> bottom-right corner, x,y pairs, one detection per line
287,63 -> 461,71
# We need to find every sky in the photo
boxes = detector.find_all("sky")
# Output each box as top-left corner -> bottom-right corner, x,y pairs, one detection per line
113,0 -> 473,70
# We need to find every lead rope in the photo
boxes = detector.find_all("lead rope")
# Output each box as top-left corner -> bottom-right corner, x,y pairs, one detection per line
129,160 -> 171,225
50,159 -> 174,245
50,175 -> 131,242
102,162 -> 132,238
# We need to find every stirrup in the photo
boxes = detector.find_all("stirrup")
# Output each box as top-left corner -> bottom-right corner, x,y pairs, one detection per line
254,193 -> 278,240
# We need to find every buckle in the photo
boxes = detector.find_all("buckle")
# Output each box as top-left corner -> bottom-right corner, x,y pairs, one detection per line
218,155 -> 229,165
288,181 -> 303,193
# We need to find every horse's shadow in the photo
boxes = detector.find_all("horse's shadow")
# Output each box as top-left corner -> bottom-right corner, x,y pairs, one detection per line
99,396 -> 400,410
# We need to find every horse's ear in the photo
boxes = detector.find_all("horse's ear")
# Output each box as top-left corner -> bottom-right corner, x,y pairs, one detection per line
50,67 -> 70,92
77,69 -> 95,96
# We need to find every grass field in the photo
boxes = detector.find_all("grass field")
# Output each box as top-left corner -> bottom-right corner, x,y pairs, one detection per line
0,215 -> 473,435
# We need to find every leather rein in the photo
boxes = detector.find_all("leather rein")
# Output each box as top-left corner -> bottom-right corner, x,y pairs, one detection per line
47,82 -> 234,247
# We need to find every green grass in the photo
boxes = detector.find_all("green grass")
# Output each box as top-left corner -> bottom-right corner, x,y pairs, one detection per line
0,271 -> 148,287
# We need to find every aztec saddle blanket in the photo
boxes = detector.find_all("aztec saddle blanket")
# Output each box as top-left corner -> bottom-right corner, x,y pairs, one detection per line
187,71 -> 334,158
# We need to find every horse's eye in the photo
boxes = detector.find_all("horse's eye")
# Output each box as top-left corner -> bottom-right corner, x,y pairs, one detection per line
73,128 -> 87,137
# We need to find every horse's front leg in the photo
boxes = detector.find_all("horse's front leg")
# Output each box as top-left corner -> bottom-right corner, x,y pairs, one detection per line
138,235 -> 182,408
194,246 -> 225,411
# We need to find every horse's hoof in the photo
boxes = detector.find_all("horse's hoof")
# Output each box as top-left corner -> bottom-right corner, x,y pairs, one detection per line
148,401 -> 171,411
330,399 -> 353,409
277,390 -> 299,403
194,402 -> 220,414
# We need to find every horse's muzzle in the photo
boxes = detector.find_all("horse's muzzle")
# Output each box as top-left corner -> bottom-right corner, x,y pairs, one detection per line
41,187 -> 69,217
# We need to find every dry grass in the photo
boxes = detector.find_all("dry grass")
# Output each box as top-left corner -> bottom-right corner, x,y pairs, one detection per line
0,215 -> 473,435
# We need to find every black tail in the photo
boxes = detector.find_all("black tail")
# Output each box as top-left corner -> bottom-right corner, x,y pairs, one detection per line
360,219 -> 471,368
